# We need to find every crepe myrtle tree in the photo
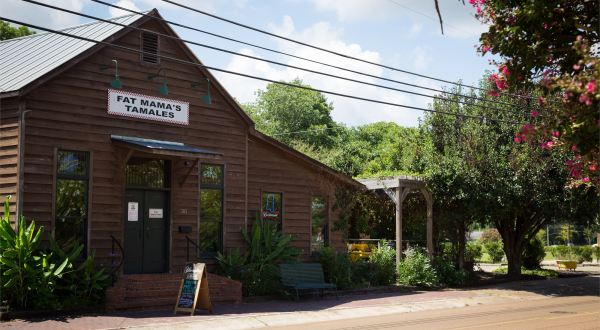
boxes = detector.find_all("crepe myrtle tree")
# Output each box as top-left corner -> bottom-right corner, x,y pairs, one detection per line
469,0 -> 599,189
422,80 -> 575,278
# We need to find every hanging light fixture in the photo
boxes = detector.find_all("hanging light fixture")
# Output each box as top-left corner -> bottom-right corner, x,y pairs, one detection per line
148,68 -> 168,95
191,78 -> 212,105
100,59 -> 122,89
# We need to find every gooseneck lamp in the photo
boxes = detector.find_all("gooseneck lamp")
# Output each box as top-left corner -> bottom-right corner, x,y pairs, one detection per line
148,68 -> 169,95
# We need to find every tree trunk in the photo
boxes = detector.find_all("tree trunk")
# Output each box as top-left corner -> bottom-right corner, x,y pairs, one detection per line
503,234 -> 523,279
457,220 -> 466,270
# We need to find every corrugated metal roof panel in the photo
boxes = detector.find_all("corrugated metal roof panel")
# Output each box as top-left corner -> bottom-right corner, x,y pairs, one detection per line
0,12 -> 144,94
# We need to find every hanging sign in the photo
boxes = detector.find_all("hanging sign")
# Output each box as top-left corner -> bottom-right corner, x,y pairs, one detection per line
174,263 -> 212,315
127,202 -> 138,221
108,89 -> 189,125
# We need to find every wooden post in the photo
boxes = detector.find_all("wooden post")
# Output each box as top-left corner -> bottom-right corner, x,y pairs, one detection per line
395,186 -> 403,264
421,188 -> 434,257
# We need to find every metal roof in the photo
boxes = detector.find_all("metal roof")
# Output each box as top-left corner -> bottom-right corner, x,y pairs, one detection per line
0,12 -> 144,94
111,135 -> 221,156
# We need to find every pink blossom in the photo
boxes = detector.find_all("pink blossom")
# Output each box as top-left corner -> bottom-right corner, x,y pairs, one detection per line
514,136 -> 522,143
589,164 -> 597,171
551,130 -> 560,137
531,110 -> 539,117
481,44 -> 490,53
476,6 -> 481,14
489,90 -> 499,97
573,64 -> 581,70
495,79 -> 508,90
582,177 -> 590,183
571,145 -> 578,152
468,0 -> 476,4
501,66 -> 510,77
543,23 -> 549,30
588,80 -> 596,93
579,93 -> 592,105
537,96 -> 546,106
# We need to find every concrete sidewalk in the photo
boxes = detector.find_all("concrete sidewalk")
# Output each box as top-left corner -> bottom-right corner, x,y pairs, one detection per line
1,275 -> 598,330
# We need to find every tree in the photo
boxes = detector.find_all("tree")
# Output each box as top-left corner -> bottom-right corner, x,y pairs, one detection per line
243,79 -> 340,149
422,79 -> 575,278
469,0 -> 599,187
0,20 -> 35,41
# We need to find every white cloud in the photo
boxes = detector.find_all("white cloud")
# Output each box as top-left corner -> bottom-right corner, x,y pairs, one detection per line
215,15 -> 427,127
410,46 -> 431,71
2,0 -> 84,30
311,0 -> 487,39
109,0 -> 141,17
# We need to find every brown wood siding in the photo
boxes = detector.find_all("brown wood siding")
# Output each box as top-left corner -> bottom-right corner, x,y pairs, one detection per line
247,137 -> 349,258
20,20 -> 248,272
0,98 -> 20,222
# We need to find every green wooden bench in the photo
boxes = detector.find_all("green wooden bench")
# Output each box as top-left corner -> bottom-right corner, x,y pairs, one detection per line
279,263 -> 337,300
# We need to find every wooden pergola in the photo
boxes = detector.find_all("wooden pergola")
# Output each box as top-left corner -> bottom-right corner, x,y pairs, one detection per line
358,176 -> 433,264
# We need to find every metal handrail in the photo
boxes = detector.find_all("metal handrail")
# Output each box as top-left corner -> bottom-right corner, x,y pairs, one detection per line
185,235 -> 201,262
109,234 -> 124,286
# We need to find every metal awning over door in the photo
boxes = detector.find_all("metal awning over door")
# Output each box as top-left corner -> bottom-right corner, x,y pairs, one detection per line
111,135 -> 222,159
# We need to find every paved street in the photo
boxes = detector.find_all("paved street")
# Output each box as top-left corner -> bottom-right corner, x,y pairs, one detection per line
1,273 -> 598,330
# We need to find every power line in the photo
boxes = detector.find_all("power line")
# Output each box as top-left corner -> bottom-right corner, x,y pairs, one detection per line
0,16 -> 521,125
386,0 -> 473,36
26,0 -> 530,117
162,0 -> 537,102
89,0 -> 528,112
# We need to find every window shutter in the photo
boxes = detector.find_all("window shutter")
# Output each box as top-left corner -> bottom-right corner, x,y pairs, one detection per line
141,32 -> 159,64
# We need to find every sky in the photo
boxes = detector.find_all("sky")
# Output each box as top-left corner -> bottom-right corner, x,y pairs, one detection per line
4,0 -> 494,127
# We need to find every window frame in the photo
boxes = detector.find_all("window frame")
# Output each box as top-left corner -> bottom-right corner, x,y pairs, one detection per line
198,163 -> 225,258
52,148 -> 91,254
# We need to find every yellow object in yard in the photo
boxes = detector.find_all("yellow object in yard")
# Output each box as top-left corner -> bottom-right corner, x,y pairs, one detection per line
348,243 -> 372,261
556,260 -> 577,271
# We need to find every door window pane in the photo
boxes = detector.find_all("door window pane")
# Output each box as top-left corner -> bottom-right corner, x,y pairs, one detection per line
311,197 -> 328,252
55,151 -> 89,251
262,192 -> 282,231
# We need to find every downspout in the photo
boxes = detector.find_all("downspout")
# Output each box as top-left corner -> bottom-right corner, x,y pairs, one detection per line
16,102 -> 31,220
244,128 -> 249,230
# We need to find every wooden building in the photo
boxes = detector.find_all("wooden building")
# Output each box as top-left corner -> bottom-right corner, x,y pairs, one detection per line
0,10 -> 362,307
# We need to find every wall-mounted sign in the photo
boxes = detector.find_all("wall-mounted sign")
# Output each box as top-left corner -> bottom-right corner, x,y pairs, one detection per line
149,208 -> 163,219
108,89 -> 189,125
127,202 -> 138,221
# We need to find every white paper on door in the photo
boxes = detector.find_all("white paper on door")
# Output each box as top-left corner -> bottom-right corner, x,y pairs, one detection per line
149,208 -> 163,219
128,202 -> 139,221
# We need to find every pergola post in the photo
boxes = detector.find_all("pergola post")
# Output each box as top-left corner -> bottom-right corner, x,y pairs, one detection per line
395,186 -> 402,264
421,188 -> 434,257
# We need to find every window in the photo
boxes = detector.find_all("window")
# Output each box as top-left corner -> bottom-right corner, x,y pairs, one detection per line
141,31 -> 159,64
55,150 -> 89,251
262,192 -> 282,231
126,158 -> 168,188
199,164 -> 224,255
311,196 -> 328,252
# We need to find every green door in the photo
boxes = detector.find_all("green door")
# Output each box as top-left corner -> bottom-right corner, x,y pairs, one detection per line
124,189 -> 168,274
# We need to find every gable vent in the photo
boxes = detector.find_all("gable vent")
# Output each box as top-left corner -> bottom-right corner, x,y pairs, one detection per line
141,31 -> 159,64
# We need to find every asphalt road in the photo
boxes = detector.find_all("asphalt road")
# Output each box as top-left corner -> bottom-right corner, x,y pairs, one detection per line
266,295 -> 600,330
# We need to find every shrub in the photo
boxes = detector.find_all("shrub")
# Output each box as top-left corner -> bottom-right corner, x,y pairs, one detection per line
0,198 -> 69,310
465,241 -> 483,262
318,247 -> 353,289
479,228 -> 501,244
431,256 -> 468,286
484,241 -> 505,263
552,245 -> 572,259
594,246 -> 600,262
217,214 -> 299,296
521,236 -> 545,269
367,241 -> 396,286
397,248 -> 438,287
573,246 -> 593,263
49,240 -> 109,308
